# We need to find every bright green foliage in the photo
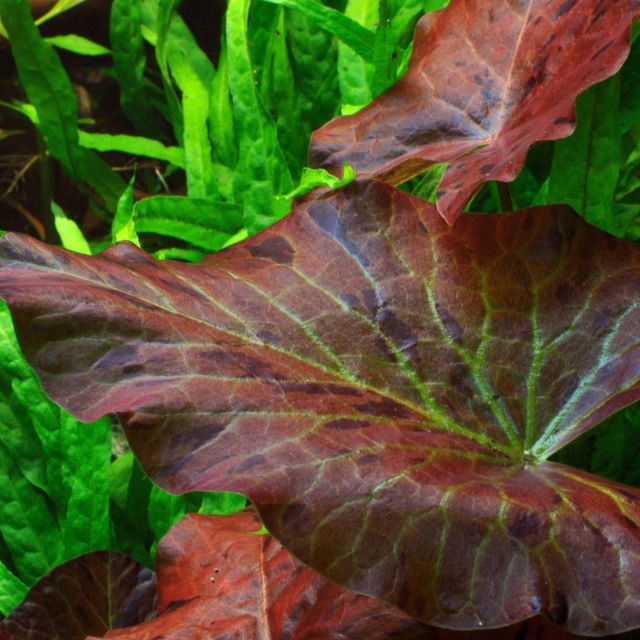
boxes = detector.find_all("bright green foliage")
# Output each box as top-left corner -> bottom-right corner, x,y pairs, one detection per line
548,75 -> 623,235
44,34 -> 111,56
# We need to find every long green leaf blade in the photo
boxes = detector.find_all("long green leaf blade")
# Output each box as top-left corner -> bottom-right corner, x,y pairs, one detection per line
259,0 -> 374,60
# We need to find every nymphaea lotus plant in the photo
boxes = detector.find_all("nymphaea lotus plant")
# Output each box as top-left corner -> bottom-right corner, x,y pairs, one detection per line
310,0 -> 640,223
0,179 -> 639,635
1,0 -> 640,637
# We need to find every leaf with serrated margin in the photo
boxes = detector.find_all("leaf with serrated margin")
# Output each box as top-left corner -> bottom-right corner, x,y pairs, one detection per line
310,0 -> 640,223
0,180 -> 639,633
0,552 -> 156,639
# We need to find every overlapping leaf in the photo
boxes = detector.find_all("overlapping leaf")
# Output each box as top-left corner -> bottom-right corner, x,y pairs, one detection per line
309,0 -> 640,223
0,180 -> 639,632
93,509 -> 431,639
0,551 -> 156,639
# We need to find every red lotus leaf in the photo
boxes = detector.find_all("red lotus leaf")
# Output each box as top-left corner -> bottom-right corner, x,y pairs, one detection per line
0,180 -> 639,633
92,509 -> 581,640
0,552 -> 156,639
309,0 -> 640,223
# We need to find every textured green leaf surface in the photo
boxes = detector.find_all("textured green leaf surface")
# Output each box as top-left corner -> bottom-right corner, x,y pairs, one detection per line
260,0 -> 375,61
110,0 -> 157,136
310,0 -> 640,223
227,0 -> 293,232
0,562 -> 27,618
0,181 -> 639,632
548,76 -> 623,235
133,196 -> 243,251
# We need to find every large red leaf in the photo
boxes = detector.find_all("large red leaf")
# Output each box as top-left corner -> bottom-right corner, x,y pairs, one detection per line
93,510 -> 580,640
309,0 -> 640,223
0,552 -> 156,639
0,180 -> 639,633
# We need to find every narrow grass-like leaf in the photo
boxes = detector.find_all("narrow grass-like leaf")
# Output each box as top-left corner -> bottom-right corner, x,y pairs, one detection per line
209,42 -> 237,169
51,202 -> 92,255
79,131 -> 185,168
112,178 -> 140,246
0,0 -> 124,210
259,0 -> 375,60
44,35 -> 111,56
134,196 -> 243,250
167,38 -> 220,199
110,0 -> 157,136
338,0 -> 378,110
227,0 -> 293,232
285,10 -> 339,132
548,76 -> 623,235
259,7 -> 307,177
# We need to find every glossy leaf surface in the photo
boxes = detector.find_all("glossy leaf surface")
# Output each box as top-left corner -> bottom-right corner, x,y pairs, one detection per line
0,180 -> 639,632
0,552 -> 156,639
310,0 -> 640,222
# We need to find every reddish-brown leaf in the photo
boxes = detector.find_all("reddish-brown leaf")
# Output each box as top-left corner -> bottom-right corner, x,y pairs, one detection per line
0,552 -> 156,639
310,0 -> 640,222
92,510 -> 581,640
0,181 -> 639,632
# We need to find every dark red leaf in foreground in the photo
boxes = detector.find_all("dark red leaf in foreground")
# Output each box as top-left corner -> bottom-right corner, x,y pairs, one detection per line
0,552 -> 156,639
91,509 -> 429,639
310,0 -> 640,222
92,510 -> 579,640
0,180 -> 639,633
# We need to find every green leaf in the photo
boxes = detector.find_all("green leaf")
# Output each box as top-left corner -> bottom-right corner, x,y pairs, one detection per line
209,41 -> 237,169
274,163 -> 356,216
260,0 -> 374,60
79,131 -> 185,167
338,0 -> 378,110
0,0 -> 124,211
0,560 -> 27,617
259,7 -> 307,177
148,484 -> 187,542
167,32 -> 220,199
133,196 -> 243,251
51,202 -> 92,255
112,177 -> 140,246
44,34 -> 111,56
547,75 -> 623,235
620,35 -> 640,133
227,0 -> 293,232
110,0 -> 157,136
285,10 -> 339,132
198,492 -> 247,515
59,415 -> 111,557
0,445 -> 62,584
410,162 -> 447,203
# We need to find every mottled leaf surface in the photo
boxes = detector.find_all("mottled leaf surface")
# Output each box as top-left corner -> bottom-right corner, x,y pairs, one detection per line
310,0 -> 640,222
90,511 -> 581,640
0,181 -> 639,632
0,552 -> 156,639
